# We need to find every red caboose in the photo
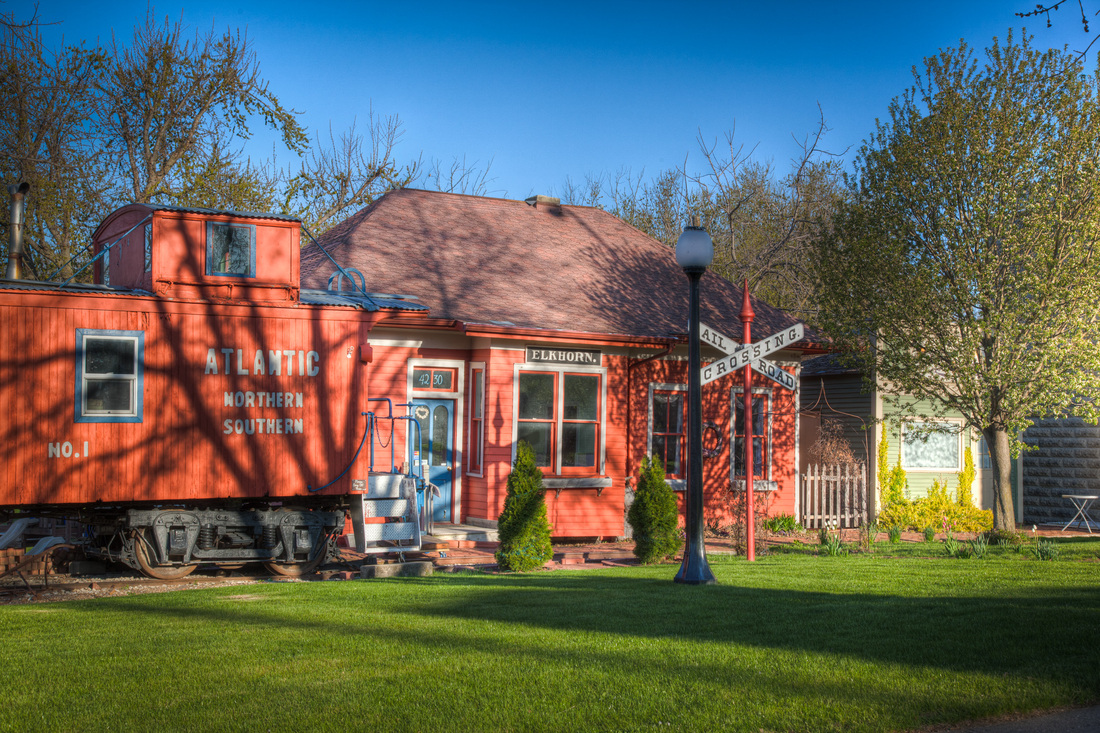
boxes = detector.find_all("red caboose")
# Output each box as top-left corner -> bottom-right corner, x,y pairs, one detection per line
0,202 -> 426,577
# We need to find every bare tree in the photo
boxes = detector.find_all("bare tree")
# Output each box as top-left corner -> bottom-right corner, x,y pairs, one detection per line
421,155 -> 495,197
560,114 -> 844,322
286,113 -> 418,235
555,174 -> 603,207
692,109 -> 845,321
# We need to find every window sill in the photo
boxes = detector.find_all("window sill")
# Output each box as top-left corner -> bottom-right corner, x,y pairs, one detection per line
543,477 -> 613,497
730,480 -> 779,492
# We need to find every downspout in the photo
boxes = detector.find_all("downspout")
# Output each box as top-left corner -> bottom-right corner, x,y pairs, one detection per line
6,182 -> 30,280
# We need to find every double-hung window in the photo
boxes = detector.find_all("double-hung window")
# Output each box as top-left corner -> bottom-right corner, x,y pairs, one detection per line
732,388 -> 771,480
649,386 -> 686,478
206,221 -> 255,277
516,370 -> 602,474
75,329 -> 144,423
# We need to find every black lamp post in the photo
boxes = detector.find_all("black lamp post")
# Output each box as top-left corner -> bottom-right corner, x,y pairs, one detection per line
674,220 -> 717,586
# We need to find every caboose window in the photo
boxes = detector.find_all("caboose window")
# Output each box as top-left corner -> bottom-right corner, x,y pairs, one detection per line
75,329 -> 144,423
206,222 -> 255,277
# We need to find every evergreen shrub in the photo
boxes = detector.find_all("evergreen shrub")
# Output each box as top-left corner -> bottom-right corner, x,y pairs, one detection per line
495,442 -> 554,572
956,446 -> 976,507
627,455 -> 682,564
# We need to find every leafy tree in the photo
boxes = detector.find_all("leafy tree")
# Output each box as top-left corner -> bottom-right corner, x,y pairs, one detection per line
0,15 -> 108,280
814,32 -> 1100,530
627,456 -> 682,564
93,12 -> 306,205
495,442 -> 553,572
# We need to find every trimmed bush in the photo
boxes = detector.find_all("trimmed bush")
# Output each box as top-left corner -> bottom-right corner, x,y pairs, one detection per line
627,455 -> 683,564
495,442 -> 554,572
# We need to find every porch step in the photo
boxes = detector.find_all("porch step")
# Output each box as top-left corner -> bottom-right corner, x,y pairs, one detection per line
427,523 -> 499,546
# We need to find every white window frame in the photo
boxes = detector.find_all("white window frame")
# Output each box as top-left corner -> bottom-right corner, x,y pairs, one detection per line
512,361 -> 607,476
75,329 -> 144,423
647,382 -> 687,480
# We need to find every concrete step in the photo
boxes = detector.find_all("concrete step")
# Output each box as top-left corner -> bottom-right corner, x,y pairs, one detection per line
426,523 -> 499,544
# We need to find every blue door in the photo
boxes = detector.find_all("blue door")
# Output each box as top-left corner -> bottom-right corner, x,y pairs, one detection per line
412,400 -> 454,522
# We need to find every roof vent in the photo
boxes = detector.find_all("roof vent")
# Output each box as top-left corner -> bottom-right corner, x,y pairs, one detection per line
524,194 -> 561,212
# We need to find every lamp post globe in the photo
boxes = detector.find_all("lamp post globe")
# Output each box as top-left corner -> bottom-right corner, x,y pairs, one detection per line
674,222 -> 717,586
675,224 -> 714,271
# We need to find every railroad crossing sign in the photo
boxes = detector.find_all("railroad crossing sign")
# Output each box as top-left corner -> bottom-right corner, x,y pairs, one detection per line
699,322 -> 803,390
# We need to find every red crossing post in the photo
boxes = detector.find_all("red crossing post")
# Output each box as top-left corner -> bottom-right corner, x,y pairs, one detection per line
740,279 -> 756,562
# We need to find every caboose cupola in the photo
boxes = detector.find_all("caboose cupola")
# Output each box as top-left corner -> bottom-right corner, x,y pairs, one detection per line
90,204 -> 302,302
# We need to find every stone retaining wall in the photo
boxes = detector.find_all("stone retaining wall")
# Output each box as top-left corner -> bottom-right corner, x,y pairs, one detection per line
1022,417 -> 1100,525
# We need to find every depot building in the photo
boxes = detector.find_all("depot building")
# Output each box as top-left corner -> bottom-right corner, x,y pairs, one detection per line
301,189 -> 821,538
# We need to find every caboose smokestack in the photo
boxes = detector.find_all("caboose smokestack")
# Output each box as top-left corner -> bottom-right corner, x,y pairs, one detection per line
6,182 -> 30,280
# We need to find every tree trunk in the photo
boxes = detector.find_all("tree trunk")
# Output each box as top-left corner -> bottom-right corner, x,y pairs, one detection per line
982,427 -> 1015,531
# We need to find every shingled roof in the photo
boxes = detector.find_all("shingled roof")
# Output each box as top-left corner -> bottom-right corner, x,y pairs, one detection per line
300,188 -> 810,345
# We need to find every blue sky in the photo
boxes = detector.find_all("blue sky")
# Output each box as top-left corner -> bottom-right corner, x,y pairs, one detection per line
24,0 -> 1094,200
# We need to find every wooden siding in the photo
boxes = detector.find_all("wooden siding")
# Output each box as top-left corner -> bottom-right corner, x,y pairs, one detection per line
362,343 -> 802,538
799,372 -> 875,470
629,354 -> 801,528
96,206 -> 300,302
0,289 -> 379,507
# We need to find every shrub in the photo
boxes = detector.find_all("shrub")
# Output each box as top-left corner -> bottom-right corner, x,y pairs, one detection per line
878,478 -> 993,533
1034,537 -> 1061,561
821,531 -> 847,557
627,455 -> 683,564
985,529 -> 1025,546
888,525 -> 902,543
957,445 -> 976,507
495,442 -> 554,572
922,526 -> 936,542
877,428 -> 909,506
764,513 -> 803,534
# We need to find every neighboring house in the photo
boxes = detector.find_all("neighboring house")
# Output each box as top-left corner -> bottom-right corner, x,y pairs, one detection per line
799,354 -> 1022,523
300,189 -> 821,537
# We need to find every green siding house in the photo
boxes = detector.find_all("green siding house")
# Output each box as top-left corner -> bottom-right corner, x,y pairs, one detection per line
800,354 -> 1022,523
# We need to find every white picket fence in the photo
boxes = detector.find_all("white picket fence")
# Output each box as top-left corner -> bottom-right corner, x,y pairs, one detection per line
800,463 -> 868,529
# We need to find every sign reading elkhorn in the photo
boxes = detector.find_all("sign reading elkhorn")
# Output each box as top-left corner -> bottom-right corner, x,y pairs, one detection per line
699,323 -> 803,390
526,347 -> 601,365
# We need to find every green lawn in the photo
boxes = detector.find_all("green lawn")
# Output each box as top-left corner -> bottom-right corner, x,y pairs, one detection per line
2,552 -> 1098,732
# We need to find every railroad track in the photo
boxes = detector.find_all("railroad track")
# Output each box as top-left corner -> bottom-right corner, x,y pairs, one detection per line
0,564 -> 365,604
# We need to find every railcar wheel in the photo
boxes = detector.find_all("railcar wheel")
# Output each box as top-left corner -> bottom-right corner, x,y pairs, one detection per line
263,551 -> 325,577
133,531 -> 197,580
